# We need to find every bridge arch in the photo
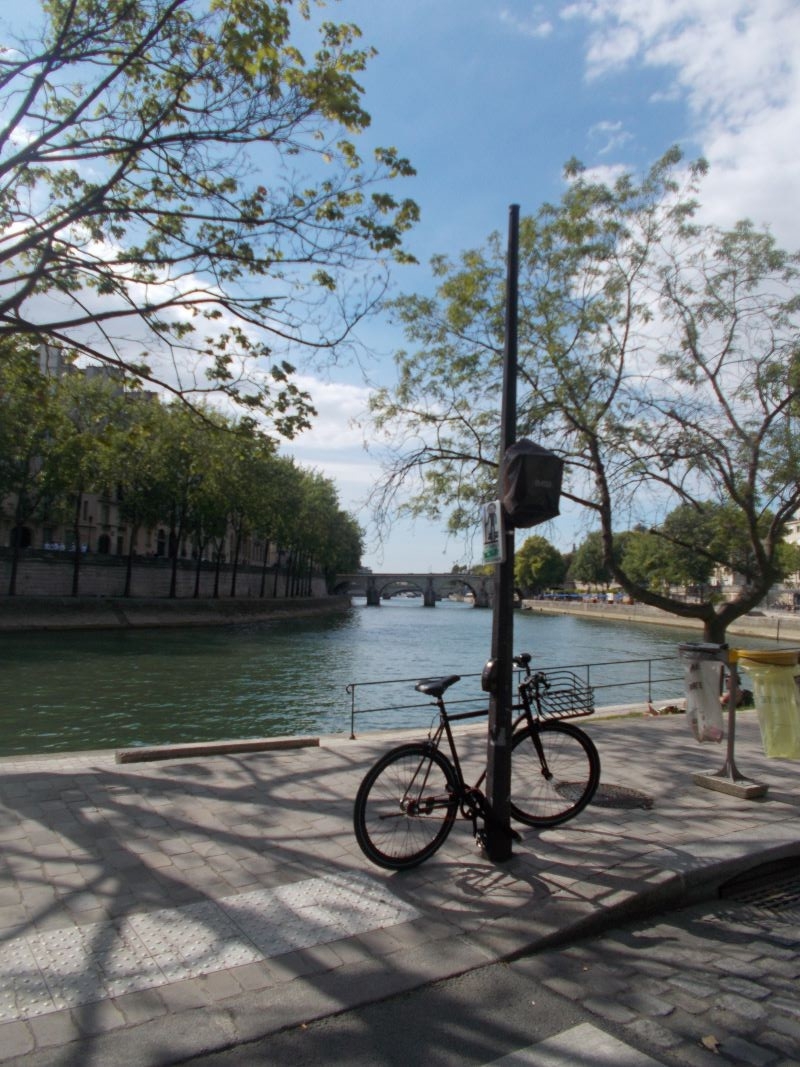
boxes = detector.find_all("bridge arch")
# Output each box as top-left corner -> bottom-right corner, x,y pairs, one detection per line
334,572 -> 492,608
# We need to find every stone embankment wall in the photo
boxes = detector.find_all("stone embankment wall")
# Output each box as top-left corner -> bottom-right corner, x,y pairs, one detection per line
522,599 -> 800,645
0,553 -> 326,601
0,594 -> 350,631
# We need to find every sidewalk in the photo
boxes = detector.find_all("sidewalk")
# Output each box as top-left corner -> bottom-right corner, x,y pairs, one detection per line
1,711 -> 799,1066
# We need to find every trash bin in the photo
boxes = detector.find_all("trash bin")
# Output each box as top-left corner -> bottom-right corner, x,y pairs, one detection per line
678,642 -> 727,743
737,649 -> 800,759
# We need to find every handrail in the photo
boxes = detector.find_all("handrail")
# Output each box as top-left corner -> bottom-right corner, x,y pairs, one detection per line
346,654 -> 684,738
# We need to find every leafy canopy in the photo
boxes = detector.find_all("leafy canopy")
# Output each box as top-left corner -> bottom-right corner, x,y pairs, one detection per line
369,148 -> 800,640
0,0 -> 418,432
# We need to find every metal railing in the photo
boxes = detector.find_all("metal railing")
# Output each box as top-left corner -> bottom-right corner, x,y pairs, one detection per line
346,654 -> 684,738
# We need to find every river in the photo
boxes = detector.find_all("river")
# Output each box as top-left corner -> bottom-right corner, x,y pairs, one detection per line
0,598 -> 729,756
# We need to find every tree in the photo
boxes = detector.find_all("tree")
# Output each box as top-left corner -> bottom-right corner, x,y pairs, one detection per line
369,149 -> 800,642
109,397 -> 176,596
150,403 -> 207,597
570,532 -> 614,589
0,341 -> 63,592
47,371 -> 131,594
0,0 -> 417,431
514,535 -> 566,595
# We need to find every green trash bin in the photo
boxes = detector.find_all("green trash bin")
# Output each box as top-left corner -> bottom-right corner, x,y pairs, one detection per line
737,649 -> 800,759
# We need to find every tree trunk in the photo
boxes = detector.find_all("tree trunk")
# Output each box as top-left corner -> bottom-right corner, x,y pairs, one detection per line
272,546 -> 282,597
213,547 -> 222,599
71,492 -> 83,597
194,552 -> 202,598
123,524 -> 139,597
229,527 -> 242,597
259,540 -> 271,598
7,502 -> 23,595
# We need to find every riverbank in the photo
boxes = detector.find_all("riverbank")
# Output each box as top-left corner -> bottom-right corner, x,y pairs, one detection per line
522,598 -> 800,644
0,594 -> 351,632
2,593 -> 799,641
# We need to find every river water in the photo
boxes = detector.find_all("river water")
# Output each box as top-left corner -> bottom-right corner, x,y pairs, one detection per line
0,599 -> 723,756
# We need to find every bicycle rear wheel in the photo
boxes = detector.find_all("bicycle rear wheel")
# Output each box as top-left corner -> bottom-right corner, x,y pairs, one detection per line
510,720 -> 600,827
353,743 -> 459,870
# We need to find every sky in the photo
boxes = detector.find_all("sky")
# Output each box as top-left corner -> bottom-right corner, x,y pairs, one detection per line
4,1 -> 800,574
277,0 -> 800,573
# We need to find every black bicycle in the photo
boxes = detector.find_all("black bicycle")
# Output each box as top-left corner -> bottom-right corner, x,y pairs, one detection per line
353,652 -> 601,869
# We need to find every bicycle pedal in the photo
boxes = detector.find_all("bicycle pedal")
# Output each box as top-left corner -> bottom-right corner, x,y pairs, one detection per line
474,829 -> 488,851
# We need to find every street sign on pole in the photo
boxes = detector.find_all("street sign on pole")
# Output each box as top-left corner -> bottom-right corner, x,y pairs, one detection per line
482,501 -> 504,565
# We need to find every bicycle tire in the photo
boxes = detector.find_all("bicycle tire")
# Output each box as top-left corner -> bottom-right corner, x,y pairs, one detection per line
353,743 -> 459,870
509,720 -> 600,828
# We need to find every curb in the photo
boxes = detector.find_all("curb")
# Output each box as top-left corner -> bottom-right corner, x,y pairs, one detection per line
513,839 -> 800,959
115,735 -> 320,763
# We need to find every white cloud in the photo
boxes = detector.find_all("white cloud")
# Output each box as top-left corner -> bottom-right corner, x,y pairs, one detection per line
280,375 -> 376,511
565,0 -> 800,244
588,120 -> 633,155
499,6 -> 554,39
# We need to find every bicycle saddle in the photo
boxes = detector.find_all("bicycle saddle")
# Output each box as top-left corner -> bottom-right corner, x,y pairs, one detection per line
414,675 -> 461,698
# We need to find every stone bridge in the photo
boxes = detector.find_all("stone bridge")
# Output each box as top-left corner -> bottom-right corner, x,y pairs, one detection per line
333,572 -> 492,608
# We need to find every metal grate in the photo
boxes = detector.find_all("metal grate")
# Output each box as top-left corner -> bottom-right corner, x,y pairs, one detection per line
590,784 -> 654,810
718,856 -> 800,916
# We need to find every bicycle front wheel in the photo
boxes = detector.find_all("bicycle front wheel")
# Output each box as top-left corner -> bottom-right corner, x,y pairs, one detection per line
353,743 -> 459,870
510,720 -> 600,828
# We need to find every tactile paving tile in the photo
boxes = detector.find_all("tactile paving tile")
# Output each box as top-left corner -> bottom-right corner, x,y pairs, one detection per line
228,871 -> 421,956
0,871 -> 421,1022
125,900 -> 263,981
0,938 -> 53,1021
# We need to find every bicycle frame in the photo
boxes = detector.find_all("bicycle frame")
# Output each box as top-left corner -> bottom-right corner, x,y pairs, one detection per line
421,689 -> 540,824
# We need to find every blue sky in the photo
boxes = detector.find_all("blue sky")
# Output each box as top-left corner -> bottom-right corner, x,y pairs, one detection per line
282,0 -> 800,573
5,1 -> 799,573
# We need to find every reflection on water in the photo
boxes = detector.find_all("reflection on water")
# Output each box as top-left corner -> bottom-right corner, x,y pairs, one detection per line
0,598 -> 735,755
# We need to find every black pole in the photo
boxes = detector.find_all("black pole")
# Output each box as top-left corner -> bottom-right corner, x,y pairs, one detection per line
484,204 -> 519,862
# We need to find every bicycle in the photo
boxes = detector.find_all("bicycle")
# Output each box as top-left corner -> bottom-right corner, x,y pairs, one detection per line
353,652 -> 601,869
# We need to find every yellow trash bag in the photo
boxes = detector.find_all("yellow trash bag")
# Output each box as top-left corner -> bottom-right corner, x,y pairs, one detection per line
738,650 -> 800,759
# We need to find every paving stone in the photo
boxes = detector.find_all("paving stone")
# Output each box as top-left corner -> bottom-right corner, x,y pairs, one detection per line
716,1033 -> 780,1066
154,978 -> 209,1012
70,997 -> 127,1036
771,995 -> 800,1020
620,990 -> 677,1017
718,975 -> 772,1000
668,988 -> 714,1015
667,974 -> 719,999
110,987 -> 169,1026
26,1008 -> 82,1049
769,1013 -> 800,1042
714,992 -> 768,1021
0,1019 -> 35,1058
194,969 -> 244,1002
583,995 -> 639,1024
230,960 -> 277,993
624,1016 -> 686,1049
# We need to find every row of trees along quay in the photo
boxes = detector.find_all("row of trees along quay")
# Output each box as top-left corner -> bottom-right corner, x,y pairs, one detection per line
369,149 -> 800,647
0,0 -> 418,596
0,345 -> 363,598
509,528 -> 800,605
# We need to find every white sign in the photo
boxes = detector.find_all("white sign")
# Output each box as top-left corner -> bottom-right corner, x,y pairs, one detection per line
482,500 -> 504,564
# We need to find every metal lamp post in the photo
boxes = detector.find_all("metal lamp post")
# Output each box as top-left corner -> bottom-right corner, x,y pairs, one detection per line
484,205 -> 520,862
